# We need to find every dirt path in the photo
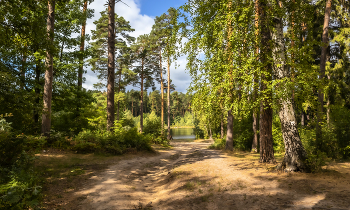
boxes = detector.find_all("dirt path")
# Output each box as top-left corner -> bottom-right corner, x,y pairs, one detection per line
60,141 -> 350,210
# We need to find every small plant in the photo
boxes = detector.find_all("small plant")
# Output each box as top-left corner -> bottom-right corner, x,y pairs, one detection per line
184,182 -> 196,191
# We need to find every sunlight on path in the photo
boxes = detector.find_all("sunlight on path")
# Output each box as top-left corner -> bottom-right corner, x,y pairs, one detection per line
69,141 -> 350,210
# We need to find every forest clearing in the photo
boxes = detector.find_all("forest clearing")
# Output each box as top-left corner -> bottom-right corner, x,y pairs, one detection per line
1,0 -> 350,209
38,139 -> 350,210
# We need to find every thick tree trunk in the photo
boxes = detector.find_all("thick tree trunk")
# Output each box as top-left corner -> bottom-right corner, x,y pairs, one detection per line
259,0 -> 275,163
78,0 -> 87,90
167,57 -> 171,140
131,97 -> 134,117
41,0 -> 55,136
107,0 -> 115,131
225,110 -> 234,151
140,58 -> 144,133
272,13 -> 309,172
259,102 -> 275,163
317,0 -> 332,144
159,48 -> 164,135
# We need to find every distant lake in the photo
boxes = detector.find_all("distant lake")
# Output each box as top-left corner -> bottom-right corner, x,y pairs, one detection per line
170,128 -> 195,142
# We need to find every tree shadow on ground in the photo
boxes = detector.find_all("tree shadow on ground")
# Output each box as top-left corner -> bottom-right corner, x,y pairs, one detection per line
43,144 -> 350,210
154,168 -> 350,210
48,142 -> 225,209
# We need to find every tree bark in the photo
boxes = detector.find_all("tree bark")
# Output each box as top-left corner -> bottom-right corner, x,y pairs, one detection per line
252,111 -> 258,152
21,53 -> 26,90
140,58 -> 144,133
41,0 -> 55,136
259,102 -> 275,163
159,48 -> 164,135
107,0 -> 115,131
34,60 -> 41,124
317,0 -> 332,144
252,0 -> 259,153
167,56 -> 171,140
117,66 -> 122,121
225,110 -> 234,151
225,1 -> 234,151
327,75 -> 331,128
221,112 -> 224,139
272,13 -> 309,172
259,0 -> 275,163
208,120 -> 213,140
78,0 -> 87,90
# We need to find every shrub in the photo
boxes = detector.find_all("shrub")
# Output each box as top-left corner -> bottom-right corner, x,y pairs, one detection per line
143,112 -> 161,136
72,125 -> 153,155
209,138 -> 226,150
0,132 -> 42,209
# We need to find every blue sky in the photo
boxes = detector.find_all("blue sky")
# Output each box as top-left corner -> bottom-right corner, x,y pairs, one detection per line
137,0 -> 187,17
83,0 -> 191,93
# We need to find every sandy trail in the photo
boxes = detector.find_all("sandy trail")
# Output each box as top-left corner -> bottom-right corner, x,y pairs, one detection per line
67,141 -> 350,210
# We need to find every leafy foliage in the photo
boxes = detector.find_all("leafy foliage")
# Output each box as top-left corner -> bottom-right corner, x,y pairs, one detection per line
73,126 -> 153,155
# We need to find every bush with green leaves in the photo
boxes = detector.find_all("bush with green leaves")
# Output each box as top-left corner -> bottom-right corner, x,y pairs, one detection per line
72,123 -> 153,155
143,111 -> 161,136
209,138 -> 226,150
0,132 -> 43,209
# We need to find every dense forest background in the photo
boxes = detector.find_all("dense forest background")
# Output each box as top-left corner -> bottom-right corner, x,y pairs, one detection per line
1,0 -> 350,208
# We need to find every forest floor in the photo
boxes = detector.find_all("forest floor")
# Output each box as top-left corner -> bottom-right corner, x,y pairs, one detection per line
36,139 -> 350,210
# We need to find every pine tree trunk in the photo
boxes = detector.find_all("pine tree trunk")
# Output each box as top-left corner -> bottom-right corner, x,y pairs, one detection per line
78,0 -> 87,90
41,0 -> 55,136
167,57 -> 171,140
272,13 -> 309,172
117,67 -> 121,121
258,0 -> 275,163
107,0 -> 115,131
259,102 -> 275,163
327,75 -> 331,128
225,110 -> 234,151
159,48 -> 164,135
76,1 -> 87,121
140,58 -> 144,133
132,97 -> 134,117
225,1 -> 234,151
317,0 -> 332,144
252,0 -> 259,153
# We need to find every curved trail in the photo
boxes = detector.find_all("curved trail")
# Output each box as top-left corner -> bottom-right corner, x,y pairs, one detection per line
69,141 -> 350,210
78,141 -> 217,209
